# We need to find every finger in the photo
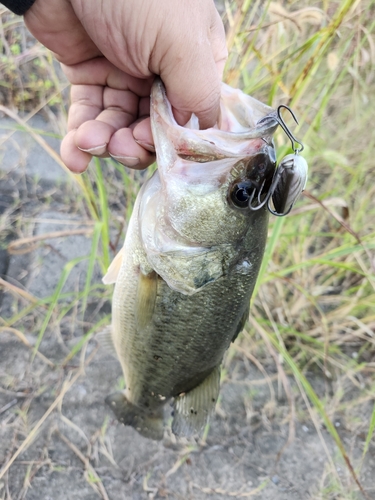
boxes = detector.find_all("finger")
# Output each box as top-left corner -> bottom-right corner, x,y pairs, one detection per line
68,84 -> 151,161
132,118 -> 154,153
209,7 -> 228,79
61,130 -> 92,173
74,120 -> 115,154
108,128 -> 155,169
61,124 -> 155,172
67,84 -> 104,131
62,58 -> 153,94
65,60 -> 153,132
152,2 -> 227,129
68,84 -> 140,135
159,42 -> 221,129
24,0 -> 100,65
138,96 -> 151,119
96,87 -> 140,128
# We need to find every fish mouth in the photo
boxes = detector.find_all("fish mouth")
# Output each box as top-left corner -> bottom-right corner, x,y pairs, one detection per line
151,77 -> 279,165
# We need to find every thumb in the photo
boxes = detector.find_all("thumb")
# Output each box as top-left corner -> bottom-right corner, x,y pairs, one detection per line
152,4 -> 227,129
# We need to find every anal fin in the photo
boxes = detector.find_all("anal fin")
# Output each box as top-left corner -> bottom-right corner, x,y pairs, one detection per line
106,391 -> 164,441
172,365 -> 221,438
95,325 -> 117,358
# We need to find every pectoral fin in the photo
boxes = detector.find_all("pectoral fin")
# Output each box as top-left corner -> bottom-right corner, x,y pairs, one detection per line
172,365 -> 221,438
102,248 -> 124,285
135,270 -> 158,330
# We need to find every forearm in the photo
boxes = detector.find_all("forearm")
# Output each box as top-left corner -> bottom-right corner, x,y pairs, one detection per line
1,0 -> 35,15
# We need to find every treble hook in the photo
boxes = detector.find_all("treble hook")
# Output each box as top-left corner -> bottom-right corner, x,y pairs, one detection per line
247,178 -> 268,211
248,169 -> 282,213
276,105 -> 304,154
249,104 -> 306,215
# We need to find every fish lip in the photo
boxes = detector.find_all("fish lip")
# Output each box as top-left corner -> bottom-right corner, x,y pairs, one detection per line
152,77 -> 278,141
251,114 -> 279,140
208,111 -> 279,139
256,113 -> 279,129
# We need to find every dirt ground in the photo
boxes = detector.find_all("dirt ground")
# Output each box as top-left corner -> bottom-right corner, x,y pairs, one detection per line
1,116 -> 374,499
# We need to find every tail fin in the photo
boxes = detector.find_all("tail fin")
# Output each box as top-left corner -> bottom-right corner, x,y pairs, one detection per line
106,392 -> 164,441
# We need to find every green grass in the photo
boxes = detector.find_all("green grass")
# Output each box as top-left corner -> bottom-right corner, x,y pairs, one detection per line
227,2 -> 375,496
0,1 -> 374,498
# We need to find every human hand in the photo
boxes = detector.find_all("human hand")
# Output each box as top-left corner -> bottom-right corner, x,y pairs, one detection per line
24,0 -> 227,172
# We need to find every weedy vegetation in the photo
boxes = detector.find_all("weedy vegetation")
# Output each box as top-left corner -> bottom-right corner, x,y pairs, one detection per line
0,1 -> 374,498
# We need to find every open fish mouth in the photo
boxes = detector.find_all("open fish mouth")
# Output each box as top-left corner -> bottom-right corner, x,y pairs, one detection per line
151,78 -> 307,218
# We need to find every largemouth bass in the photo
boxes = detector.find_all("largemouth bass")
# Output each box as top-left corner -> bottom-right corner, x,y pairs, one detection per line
102,79 -> 281,440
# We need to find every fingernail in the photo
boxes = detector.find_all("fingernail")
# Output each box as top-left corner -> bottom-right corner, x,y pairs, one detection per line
78,144 -> 107,156
109,154 -> 140,167
71,168 -> 87,176
134,140 -> 156,153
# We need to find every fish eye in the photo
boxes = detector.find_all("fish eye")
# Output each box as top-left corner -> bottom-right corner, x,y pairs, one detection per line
229,180 -> 254,209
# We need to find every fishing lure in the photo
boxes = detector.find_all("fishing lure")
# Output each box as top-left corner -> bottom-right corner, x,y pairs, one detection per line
249,105 -> 308,217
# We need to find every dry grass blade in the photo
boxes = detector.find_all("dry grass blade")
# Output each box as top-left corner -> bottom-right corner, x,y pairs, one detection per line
289,0 -> 354,100
0,347 -> 97,481
234,343 -> 276,403
165,449 -> 196,478
248,315 -> 370,499
0,398 -> 18,414
0,104 -> 99,220
191,481 -> 269,497
0,369 -> 81,480
0,278 -> 40,306
59,414 -> 90,446
303,190 -> 362,244
0,326 -> 54,367
56,431 -> 110,500
7,228 -> 94,255
243,324 -> 296,460
0,105 -> 72,176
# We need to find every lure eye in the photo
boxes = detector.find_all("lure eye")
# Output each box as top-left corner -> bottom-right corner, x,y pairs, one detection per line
229,181 -> 254,209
